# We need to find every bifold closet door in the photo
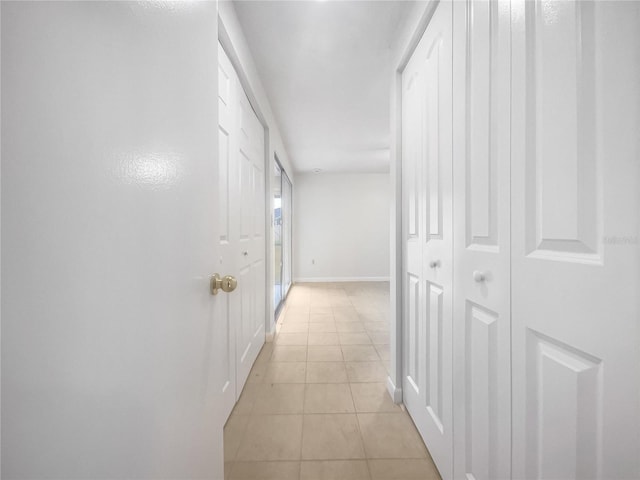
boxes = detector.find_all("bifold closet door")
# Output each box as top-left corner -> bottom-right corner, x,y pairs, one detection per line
236,82 -> 266,393
217,43 -> 267,422
452,1 -> 512,479
511,1 -> 640,478
401,1 -> 454,478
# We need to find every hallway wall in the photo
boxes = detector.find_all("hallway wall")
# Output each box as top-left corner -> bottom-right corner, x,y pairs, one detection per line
293,173 -> 390,282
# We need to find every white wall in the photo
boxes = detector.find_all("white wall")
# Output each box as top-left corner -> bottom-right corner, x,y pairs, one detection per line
294,173 -> 390,282
218,2 -> 294,336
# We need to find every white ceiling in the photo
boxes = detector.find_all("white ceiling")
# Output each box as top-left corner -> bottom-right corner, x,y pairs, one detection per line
233,0 -> 414,173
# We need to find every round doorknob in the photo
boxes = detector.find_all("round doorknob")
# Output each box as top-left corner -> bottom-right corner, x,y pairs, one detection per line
429,260 -> 441,268
210,273 -> 238,295
473,270 -> 487,283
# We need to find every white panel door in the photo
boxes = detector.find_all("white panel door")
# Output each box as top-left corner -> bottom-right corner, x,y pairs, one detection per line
402,1 -> 453,478
217,43 -> 240,421
236,87 -> 266,390
218,45 -> 267,416
452,1 -> 511,479
2,3 -> 223,478
511,1 -> 640,478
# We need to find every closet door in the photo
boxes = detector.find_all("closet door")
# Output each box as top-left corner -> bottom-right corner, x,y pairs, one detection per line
402,1 -> 454,478
217,44 -> 267,420
452,1 -> 512,479
236,88 -> 266,391
511,1 -> 640,478
217,43 -> 239,421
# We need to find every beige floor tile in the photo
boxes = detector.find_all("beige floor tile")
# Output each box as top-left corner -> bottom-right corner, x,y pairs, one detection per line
350,383 -> 401,413
265,362 -> 307,383
271,346 -> 308,362
367,332 -> 390,345
234,383 -> 260,415
339,332 -> 372,345
341,345 -> 380,362
285,313 -> 311,324
225,461 -> 234,480
336,322 -> 366,333
357,413 -> 427,459
309,322 -> 337,333
310,299 -> 330,307
307,332 -> 340,346
328,298 -> 354,307
224,413 -> 250,461
333,308 -> 361,322
255,343 -> 274,363
304,383 -> 355,414
307,346 -> 343,362
356,308 -> 387,323
309,314 -> 335,324
280,323 -> 310,334
374,344 -> 390,362
229,461 -> 301,480
286,306 -> 310,315
300,460 -> 370,479
236,415 -> 303,461
346,362 -> 388,383
301,414 -> 366,460
247,361 -> 268,384
363,322 -> 388,333
253,383 -> 305,414
276,333 -> 309,346
333,306 -> 359,316
368,459 -> 441,479
309,307 -> 333,315
288,299 -> 311,308
306,362 -> 349,383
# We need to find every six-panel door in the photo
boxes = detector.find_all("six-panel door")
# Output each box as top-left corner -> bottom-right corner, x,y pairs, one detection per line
217,44 -> 267,423
402,2 -> 454,478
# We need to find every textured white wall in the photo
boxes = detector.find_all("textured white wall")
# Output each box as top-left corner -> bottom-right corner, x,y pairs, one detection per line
294,173 -> 390,281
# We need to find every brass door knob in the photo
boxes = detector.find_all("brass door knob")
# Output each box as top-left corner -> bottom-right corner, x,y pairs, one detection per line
210,274 -> 238,295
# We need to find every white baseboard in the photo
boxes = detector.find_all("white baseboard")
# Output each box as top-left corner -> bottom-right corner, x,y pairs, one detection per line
386,376 -> 403,404
294,276 -> 390,283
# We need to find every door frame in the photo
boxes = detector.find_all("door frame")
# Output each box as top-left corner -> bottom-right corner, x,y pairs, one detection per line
388,0 -> 441,404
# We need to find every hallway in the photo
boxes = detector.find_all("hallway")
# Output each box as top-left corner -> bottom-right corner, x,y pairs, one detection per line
224,283 -> 440,480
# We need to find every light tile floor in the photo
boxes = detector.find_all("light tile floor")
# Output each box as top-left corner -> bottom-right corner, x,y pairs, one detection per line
224,282 -> 442,480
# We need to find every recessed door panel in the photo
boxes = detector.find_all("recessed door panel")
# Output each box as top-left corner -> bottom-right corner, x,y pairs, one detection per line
524,0 -> 600,263
405,273 -> 421,394
465,303 -> 499,480
426,282 -> 443,430
526,330 -> 602,480
511,1 -> 640,477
